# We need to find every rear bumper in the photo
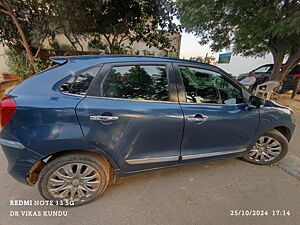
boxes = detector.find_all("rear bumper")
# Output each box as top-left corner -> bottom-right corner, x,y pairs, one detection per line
0,134 -> 44,185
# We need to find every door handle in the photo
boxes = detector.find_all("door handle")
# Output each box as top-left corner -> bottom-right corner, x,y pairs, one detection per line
186,114 -> 208,123
90,115 -> 119,121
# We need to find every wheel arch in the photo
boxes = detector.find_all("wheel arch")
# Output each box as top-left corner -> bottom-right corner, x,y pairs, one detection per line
27,149 -> 118,186
273,126 -> 291,142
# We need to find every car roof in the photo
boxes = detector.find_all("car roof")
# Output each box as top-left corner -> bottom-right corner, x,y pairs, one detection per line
255,64 -> 274,68
50,55 -> 219,71
259,64 -> 273,66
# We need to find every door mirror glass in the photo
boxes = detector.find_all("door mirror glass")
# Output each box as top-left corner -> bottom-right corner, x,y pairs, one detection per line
224,98 -> 237,104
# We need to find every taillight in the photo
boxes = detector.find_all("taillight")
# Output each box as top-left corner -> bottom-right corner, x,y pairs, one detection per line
0,96 -> 16,128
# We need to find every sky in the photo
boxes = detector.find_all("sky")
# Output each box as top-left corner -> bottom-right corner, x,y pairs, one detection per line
175,21 -> 273,76
173,17 -> 218,60
179,32 -> 217,59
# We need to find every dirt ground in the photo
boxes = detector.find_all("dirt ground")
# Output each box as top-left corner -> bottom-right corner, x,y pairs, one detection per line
275,93 -> 300,159
276,93 -> 300,113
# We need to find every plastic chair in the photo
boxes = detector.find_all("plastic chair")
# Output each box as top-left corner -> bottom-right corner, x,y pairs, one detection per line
254,81 -> 280,100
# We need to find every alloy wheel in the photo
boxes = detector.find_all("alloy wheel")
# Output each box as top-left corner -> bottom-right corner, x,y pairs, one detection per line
47,163 -> 101,203
247,136 -> 282,162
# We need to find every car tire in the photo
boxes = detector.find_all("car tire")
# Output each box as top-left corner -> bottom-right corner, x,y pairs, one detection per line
38,152 -> 110,206
241,129 -> 288,165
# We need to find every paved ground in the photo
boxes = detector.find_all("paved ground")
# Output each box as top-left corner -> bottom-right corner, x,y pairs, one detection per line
0,95 -> 299,225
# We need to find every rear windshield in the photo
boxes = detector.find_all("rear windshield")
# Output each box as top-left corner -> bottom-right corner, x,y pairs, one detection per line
60,66 -> 100,96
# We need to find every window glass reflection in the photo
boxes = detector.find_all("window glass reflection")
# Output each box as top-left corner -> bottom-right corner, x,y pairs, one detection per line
102,65 -> 169,101
180,67 -> 243,104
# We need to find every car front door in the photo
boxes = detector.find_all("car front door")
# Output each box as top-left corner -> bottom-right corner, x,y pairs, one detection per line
76,62 -> 184,172
174,64 -> 260,162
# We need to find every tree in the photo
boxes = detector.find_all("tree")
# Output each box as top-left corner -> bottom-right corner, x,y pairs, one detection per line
0,0 -> 109,72
177,0 -> 300,82
47,0 -> 179,54
0,0 -> 52,72
0,0 -> 179,76
88,0 -> 180,54
46,0 -> 109,52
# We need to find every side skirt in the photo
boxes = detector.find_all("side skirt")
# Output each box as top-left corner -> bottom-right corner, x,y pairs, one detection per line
118,149 -> 248,178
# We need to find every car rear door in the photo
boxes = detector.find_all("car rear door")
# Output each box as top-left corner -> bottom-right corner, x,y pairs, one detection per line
76,62 -> 184,172
174,63 -> 260,162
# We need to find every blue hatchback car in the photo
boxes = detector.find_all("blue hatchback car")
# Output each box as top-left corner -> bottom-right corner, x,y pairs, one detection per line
0,56 -> 296,205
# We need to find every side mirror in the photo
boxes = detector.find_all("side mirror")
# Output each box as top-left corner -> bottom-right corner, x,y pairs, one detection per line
246,96 -> 265,110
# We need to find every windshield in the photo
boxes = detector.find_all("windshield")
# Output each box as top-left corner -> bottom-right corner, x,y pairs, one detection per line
254,65 -> 273,73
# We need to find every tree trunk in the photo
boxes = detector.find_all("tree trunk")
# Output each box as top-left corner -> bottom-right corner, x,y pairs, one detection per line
0,4 -> 37,73
269,51 -> 284,82
269,47 -> 300,83
73,35 -> 84,52
8,11 -> 37,72
107,43 -> 113,54
103,34 -> 113,53
268,38 -> 285,82
277,56 -> 300,87
64,33 -> 78,51
291,79 -> 299,99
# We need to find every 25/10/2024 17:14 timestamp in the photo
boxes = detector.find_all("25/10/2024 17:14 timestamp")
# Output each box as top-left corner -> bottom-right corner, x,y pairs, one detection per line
230,209 -> 291,216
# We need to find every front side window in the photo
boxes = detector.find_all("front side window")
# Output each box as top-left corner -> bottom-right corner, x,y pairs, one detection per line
102,65 -> 169,101
60,67 -> 100,95
179,66 -> 243,104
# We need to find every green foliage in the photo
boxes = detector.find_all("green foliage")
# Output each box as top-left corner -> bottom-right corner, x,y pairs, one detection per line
177,0 -> 300,81
178,0 -> 299,55
44,0 -> 179,53
5,48 -> 48,80
88,38 -> 107,51
5,48 -> 33,80
0,0 -> 52,48
48,39 -> 61,50
1,0 -> 180,79
0,0 -> 54,73
86,0 -> 180,53
34,57 -> 49,72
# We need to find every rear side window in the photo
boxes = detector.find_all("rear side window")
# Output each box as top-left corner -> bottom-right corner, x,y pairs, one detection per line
101,65 -> 169,101
60,66 -> 100,95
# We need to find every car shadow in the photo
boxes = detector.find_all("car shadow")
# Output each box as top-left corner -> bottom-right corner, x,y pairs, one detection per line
102,158 -> 252,197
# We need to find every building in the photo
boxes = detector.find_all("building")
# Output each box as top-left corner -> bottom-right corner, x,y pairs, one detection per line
42,32 -> 181,58
217,52 -> 273,76
0,45 -> 9,72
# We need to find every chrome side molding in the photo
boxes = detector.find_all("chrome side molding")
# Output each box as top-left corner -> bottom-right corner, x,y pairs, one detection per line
126,156 -> 179,165
182,149 -> 246,160
125,149 -> 246,164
